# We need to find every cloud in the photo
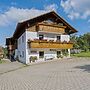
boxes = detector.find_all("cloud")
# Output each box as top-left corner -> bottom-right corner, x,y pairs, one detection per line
88,19 -> 90,23
68,11 -> 80,20
0,4 -> 58,27
44,4 -> 58,12
11,2 -> 17,6
0,7 -> 50,26
60,0 -> 90,20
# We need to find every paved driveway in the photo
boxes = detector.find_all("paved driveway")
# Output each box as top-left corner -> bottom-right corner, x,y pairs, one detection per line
0,58 -> 90,90
0,61 -> 25,74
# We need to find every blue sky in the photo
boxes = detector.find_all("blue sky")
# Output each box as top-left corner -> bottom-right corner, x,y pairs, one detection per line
0,0 -> 90,46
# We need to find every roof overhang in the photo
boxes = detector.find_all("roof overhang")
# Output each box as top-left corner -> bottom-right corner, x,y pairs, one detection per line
13,11 -> 78,39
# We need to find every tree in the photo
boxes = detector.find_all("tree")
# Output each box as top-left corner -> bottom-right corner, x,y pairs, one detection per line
2,47 -> 8,58
70,34 -> 79,49
70,32 -> 90,52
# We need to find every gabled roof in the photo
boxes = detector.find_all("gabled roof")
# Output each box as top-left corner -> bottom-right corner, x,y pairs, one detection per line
13,11 -> 77,38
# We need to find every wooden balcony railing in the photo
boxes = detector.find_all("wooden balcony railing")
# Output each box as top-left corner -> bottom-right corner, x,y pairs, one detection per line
28,39 -> 73,49
36,23 -> 66,34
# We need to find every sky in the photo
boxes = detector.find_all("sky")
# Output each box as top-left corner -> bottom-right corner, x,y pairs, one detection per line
0,0 -> 90,46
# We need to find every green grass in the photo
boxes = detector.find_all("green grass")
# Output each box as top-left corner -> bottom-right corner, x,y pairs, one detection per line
0,60 -> 2,64
0,59 -> 6,64
71,52 -> 90,57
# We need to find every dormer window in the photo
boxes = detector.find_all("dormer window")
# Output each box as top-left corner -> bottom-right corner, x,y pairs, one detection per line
58,23 -> 63,26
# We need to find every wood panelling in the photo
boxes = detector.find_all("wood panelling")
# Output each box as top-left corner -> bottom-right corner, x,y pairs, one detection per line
28,40 -> 73,49
27,26 -> 36,32
39,25 -> 65,34
26,23 -> 66,34
7,45 -> 15,50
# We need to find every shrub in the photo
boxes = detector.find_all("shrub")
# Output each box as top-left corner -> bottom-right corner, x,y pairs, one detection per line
29,56 -> 37,63
0,59 -> 2,63
57,54 -> 63,58
57,54 -> 61,58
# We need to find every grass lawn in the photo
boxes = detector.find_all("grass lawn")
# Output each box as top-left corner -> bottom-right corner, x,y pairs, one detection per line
0,59 -> 6,64
71,52 -> 90,57
0,60 -> 2,64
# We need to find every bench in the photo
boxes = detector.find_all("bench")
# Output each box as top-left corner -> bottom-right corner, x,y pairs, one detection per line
45,56 -> 54,61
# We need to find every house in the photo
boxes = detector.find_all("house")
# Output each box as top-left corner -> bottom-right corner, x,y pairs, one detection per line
6,11 -> 77,64
0,46 -> 4,59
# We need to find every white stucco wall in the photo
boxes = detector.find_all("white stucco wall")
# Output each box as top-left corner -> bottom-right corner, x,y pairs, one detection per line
25,31 -> 70,63
38,33 -> 56,41
16,31 -> 70,64
26,31 -> 38,63
37,32 -> 70,42
26,31 -> 38,40
61,35 -> 70,42
26,31 -> 70,42
26,48 -> 57,62
44,49 -> 57,59
17,32 -> 26,64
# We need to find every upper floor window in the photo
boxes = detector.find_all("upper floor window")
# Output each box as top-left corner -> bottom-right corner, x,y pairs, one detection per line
22,36 -> 24,43
39,35 -> 44,40
18,38 -> 21,45
57,36 -> 61,41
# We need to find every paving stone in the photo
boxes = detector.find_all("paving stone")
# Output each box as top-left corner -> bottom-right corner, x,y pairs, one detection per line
0,58 -> 90,90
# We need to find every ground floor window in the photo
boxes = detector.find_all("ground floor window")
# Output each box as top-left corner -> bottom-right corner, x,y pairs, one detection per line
39,51 -> 44,58
57,51 -> 61,58
22,51 -> 24,57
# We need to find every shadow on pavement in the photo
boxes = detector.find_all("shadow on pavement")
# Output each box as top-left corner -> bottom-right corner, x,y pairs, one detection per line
75,65 -> 90,73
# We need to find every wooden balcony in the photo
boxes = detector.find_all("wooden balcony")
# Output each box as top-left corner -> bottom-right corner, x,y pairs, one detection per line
28,39 -> 73,49
36,23 -> 66,34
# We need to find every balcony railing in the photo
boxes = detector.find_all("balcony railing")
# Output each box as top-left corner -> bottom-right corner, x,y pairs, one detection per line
28,39 -> 73,49
36,23 -> 66,34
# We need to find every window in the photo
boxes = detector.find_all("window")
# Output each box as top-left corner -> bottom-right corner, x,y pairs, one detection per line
18,51 -> 21,57
22,36 -> 24,43
18,38 -> 21,45
57,51 -> 61,55
39,35 -> 44,40
39,51 -> 44,58
57,36 -> 61,41
31,51 -> 37,54
22,51 -> 24,57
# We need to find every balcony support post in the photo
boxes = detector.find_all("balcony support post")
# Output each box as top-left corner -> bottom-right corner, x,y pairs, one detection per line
68,49 -> 70,58
61,50 -> 63,57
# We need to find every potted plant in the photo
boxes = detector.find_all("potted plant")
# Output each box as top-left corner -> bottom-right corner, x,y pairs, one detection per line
29,56 -> 37,63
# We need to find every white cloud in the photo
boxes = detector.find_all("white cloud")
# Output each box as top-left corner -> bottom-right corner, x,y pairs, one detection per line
61,0 -> 90,20
88,19 -> 90,23
11,2 -> 17,6
44,4 -> 58,12
68,11 -> 80,20
0,7 -> 50,26
0,3 -> 58,27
